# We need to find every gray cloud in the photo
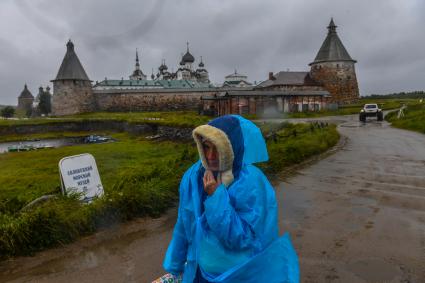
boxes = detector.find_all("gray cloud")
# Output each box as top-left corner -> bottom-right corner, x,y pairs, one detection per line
1,0 -> 424,105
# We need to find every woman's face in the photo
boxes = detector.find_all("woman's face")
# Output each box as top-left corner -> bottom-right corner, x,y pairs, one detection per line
202,140 -> 219,171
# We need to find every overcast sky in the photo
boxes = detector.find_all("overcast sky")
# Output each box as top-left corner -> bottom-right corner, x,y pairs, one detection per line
1,0 -> 424,105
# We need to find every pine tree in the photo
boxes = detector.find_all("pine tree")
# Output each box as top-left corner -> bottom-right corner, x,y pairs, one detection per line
38,91 -> 51,115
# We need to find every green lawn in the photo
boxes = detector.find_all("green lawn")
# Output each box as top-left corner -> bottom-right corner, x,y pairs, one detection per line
286,98 -> 420,118
0,111 -> 212,128
0,133 -> 194,209
385,103 -> 425,134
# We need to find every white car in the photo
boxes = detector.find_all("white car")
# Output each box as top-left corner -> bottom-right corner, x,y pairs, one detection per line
359,104 -> 383,122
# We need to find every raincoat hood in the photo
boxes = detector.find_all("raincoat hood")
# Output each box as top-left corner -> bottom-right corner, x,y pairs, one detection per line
192,115 -> 268,186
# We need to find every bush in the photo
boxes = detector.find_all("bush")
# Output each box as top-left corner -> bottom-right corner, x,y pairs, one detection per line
1,106 -> 15,118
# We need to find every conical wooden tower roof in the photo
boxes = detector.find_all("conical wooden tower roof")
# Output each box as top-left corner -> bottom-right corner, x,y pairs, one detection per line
53,40 -> 90,81
310,18 -> 356,65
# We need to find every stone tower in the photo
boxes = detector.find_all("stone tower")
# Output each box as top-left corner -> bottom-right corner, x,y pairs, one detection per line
51,40 -> 94,116
17,84 -> 34,113
309,19 -> 359,104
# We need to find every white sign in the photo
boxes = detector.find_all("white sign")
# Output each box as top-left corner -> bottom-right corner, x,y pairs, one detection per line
59,153 -> 104,202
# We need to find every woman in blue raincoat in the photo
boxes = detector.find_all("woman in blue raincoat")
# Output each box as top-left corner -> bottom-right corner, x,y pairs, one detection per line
163,115 -> 299,283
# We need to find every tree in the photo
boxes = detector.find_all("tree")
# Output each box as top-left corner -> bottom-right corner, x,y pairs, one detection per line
38,91 -> 51,115
25,108 -> 33,118
1,106 -> 15,118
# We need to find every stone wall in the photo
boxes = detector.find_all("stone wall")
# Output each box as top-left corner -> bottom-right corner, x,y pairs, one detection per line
52,80 -> 95,116
17,97 -> 34,113
94,90 -> 216,112
310,61 -> 359,104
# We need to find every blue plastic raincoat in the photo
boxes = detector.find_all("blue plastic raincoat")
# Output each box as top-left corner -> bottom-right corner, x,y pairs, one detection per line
163,115 -> 299,283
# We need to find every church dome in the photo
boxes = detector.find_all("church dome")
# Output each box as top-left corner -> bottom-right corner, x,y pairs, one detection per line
19,84 -> 34,99
182,51 -> 195,63
159,60 -> 168,71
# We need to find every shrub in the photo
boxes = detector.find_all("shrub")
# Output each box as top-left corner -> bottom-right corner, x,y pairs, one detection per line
1,106 -> 15,118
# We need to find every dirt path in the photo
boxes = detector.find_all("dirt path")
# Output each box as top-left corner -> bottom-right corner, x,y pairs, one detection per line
1,115 -> 424,282
278,116 -> 425,282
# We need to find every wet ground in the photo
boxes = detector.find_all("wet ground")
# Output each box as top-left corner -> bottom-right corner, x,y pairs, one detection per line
1,115 -> 424,282
0,138 -> 80,154
0,136 -> 115,154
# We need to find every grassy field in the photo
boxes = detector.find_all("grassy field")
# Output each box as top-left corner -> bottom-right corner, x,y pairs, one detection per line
0,132 -> 197,257
259,122 -> 339,174
0,121 -> 339,258
385,103 -> 425,134
0,111 -> 211,128
286,98 -> 420,118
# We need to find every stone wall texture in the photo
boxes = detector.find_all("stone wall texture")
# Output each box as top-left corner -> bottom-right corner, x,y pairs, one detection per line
94,90 -> 216,112
17,97 -> 34,113
52,80 -> 95,116
310,61 -> 359,104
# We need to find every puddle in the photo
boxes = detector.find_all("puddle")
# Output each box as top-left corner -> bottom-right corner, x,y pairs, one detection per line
276,183 -> 312,229
347,258 -> 401,281
350,197 -> 377,216
0,136 -> 114,154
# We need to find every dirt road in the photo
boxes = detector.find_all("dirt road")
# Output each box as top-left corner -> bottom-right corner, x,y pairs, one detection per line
1,115 -> 424,282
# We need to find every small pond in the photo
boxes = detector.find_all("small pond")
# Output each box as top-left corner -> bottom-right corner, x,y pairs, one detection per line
0,135 -> 115,154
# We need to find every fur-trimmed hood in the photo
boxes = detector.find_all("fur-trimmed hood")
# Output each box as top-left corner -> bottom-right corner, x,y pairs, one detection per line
192,115 -> 268,187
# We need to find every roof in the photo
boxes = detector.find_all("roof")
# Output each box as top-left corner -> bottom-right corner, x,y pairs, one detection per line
223,80 -> 253,86
225,70 -> 247,79
256,71 -> 319,88
93,79 -> 215,89
182,43 -> 195,63
310,19 -> 356,65
201,89 -> 330,100
182,51 -> 195,63
132,69 -> 145,77
19,84 -> 34,99
53,40 -> 91,81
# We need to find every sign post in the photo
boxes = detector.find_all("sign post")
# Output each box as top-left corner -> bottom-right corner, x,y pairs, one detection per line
59,153 -> 104,202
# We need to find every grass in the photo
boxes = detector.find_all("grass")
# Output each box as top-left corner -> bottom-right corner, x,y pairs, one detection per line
0,111 -> 212,128
285,98 -> 420,118
0,131 -> 101,143
0,121 -> 339,258
259,122 -> 340,174
0,132 -> 198,257
385,103 -> 425,134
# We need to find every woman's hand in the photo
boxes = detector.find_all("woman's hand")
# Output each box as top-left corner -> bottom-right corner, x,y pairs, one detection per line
203,170 -> 221,195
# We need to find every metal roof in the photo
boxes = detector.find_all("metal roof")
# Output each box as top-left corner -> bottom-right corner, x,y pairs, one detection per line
256,71 -> 318,88
182,43 -> 195,63
310,19 -> 356,65
226,90 -> 330,96
53,40 -> 91,81
201,89 -> 330,100
19,84 -> 34,99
